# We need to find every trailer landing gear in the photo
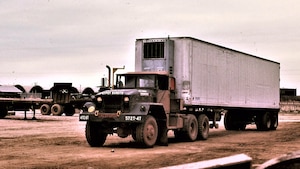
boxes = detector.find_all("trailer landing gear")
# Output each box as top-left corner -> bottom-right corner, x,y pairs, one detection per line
23,105 -> 38,120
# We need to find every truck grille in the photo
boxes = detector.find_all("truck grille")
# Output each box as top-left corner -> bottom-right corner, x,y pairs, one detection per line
101,96 -> 123,113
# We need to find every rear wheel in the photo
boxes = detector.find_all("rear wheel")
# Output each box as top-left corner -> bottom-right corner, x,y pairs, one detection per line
197,114 -> 209,140
135,115 -> 158,147
224,111 -> 235,130
174,114 -> 198,141
85,121 -> 107,147
184,114 -> 198,141
224,111 -> 246,130
0,106 -> 8,119
270,112 -> 278,130
40,104 -> 51,115
256,112 -> 271,131
51,104 -> 63,116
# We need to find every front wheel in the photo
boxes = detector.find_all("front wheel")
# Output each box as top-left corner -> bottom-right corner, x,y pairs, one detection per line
85,121 -> 107,147
135,115 -> 158,147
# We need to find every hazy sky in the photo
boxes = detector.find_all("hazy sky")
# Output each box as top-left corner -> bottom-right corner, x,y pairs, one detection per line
1,0 -> 300,93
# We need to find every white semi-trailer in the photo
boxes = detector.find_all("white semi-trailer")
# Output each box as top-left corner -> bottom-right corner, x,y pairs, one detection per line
80,37 -> 280,147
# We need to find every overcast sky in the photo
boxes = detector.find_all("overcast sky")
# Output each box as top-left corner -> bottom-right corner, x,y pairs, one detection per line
1,0 -> 300,93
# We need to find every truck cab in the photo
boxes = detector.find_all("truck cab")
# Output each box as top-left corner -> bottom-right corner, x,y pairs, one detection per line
115,71 -> 171,111
80,72 -> 172,147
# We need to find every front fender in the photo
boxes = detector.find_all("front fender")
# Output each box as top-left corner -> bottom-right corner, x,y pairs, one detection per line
131,102 -> 167,121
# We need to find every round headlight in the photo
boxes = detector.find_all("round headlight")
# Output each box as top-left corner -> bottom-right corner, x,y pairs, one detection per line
97,97 -> 102,102
124,97 -> 129,102
88,106 -> 96,113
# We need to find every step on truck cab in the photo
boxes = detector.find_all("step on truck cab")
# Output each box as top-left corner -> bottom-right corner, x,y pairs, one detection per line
79,37 -> 280,147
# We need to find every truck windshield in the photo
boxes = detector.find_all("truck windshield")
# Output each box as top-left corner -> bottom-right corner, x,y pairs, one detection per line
116,75 -> 155,89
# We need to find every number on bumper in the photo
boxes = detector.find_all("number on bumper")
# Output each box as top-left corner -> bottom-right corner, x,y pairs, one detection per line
79,115 -> 89,121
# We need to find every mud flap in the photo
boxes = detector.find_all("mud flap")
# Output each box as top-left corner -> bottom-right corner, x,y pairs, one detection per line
156,123 -> 168,146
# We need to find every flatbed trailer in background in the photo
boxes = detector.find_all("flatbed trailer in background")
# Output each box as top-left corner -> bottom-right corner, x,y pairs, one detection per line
0,85 -> 52,119
0,83 -> 95,119
0,97 -> 52,119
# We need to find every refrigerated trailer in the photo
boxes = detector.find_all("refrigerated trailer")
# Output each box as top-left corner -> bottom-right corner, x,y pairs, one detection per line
80,37 -> 280,147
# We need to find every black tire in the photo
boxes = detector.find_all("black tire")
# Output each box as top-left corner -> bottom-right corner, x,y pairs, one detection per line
51,104 -> 63,116
85,121 -> 107,147
270,113 -> 278,130
257,112 -> 271,131
174,114 -> 198,142
184,114 -> 198,141
197,114 -> 209,140
224,111 -> 246,130
40,104 -> 51,115
64,105 -> 75,116
0,106 -> 8,119
224,112 -> 235,130
135,115 -> 158,147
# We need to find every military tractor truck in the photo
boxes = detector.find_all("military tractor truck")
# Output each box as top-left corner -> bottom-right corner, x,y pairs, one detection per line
79,37 -> 280,147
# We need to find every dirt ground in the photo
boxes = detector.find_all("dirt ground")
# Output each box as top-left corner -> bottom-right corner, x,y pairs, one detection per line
0,112 -> 299,169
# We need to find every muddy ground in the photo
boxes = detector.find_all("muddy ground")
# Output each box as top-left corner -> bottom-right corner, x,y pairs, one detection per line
0,112 -> 299,169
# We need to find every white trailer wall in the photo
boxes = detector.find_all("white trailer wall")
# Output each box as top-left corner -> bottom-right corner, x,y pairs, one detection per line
172,37 -> 280,109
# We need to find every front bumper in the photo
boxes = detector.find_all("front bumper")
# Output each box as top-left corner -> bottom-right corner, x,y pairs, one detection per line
79,111 -> 146,123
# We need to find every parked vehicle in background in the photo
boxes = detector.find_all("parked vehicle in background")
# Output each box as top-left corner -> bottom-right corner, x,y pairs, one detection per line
40,83 -> 93,116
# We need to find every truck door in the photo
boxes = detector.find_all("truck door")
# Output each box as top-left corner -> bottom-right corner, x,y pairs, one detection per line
156,75 -> 170,113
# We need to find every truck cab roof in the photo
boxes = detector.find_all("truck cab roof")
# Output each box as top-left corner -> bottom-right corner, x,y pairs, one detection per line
120,71 -> 169,76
